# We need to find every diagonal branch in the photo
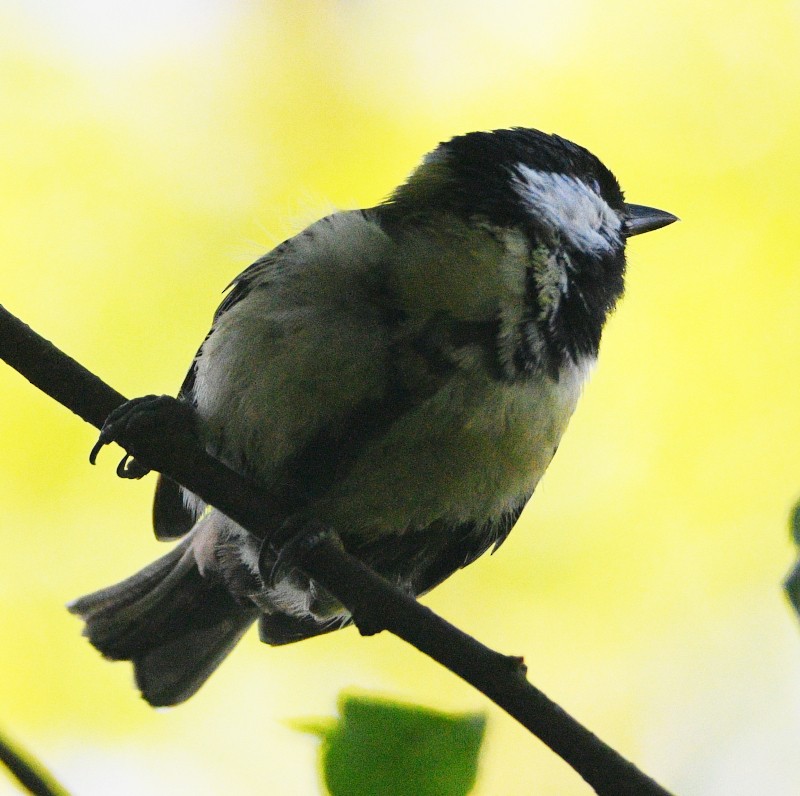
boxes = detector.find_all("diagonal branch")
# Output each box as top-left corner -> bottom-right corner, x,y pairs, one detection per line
0,304 -> 675,796
0,727 -> 70,796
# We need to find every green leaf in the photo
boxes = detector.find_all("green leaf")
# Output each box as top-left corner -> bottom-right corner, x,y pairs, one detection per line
296,693 -> 486,796
790,499 -> 800,546
785,497 -> 800,619
785,560 -> 800,618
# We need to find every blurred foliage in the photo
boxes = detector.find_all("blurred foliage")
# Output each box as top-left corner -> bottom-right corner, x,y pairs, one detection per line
294,693 -> 485,796
784,499 -> 800,618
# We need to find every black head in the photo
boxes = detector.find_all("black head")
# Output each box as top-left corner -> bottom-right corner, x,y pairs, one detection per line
402,129 -> 624,226
387,128 -> 677,378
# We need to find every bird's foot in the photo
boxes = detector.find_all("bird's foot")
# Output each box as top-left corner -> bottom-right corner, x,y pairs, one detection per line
257,519 -> 384,637
258,517 -> 343,588
89,394 -> 197,479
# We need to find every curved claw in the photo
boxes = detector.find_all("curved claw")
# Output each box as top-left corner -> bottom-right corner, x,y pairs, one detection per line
115,454 -> 151,480
89,434 -> 109,465
88,394 -> 195,479
89,398 -> 143,465
115,453 -> 131,477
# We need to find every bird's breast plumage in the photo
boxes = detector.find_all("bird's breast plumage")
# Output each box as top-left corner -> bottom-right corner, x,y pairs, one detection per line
181,205 -> 598,621
311,359 -> 591,539
190,210 -> 591,539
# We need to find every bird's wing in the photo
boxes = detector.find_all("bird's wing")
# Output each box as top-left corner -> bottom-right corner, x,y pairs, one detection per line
153,212 -> 394,539
152,251 -> 282,539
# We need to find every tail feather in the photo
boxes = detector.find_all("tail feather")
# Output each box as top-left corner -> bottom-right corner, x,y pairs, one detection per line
131,596 -> 256,707
68,540 -> 258,707
258,611 -> 348,646
68,536 -> 192,626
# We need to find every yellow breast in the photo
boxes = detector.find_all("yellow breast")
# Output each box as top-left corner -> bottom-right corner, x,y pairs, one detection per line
315,357 -> 593,537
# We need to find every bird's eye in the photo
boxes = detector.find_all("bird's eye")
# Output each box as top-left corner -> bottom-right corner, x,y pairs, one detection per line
590,178 -> 602,195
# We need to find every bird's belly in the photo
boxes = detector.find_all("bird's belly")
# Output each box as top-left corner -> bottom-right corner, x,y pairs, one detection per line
313,360 -> 591,538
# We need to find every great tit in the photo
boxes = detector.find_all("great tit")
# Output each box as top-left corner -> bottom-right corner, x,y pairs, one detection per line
69,127 -> 677,706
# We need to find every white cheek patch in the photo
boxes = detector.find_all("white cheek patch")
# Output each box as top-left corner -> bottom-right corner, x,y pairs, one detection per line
511,166 -> 622,255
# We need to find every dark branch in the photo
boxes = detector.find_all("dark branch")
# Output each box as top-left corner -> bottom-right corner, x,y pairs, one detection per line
0,304 -> 675,796
0,727 -> 69,796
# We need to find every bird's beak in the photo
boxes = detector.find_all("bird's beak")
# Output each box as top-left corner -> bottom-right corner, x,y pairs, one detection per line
624,203 -> 678,237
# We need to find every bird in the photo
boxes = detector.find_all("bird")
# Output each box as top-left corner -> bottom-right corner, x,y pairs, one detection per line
69,127 -> 677,706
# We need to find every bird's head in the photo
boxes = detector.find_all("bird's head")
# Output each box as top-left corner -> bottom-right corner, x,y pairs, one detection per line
386,128 -> 677,378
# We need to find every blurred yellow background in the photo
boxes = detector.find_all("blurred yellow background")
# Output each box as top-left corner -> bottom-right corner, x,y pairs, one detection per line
1,1 -> 799,794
